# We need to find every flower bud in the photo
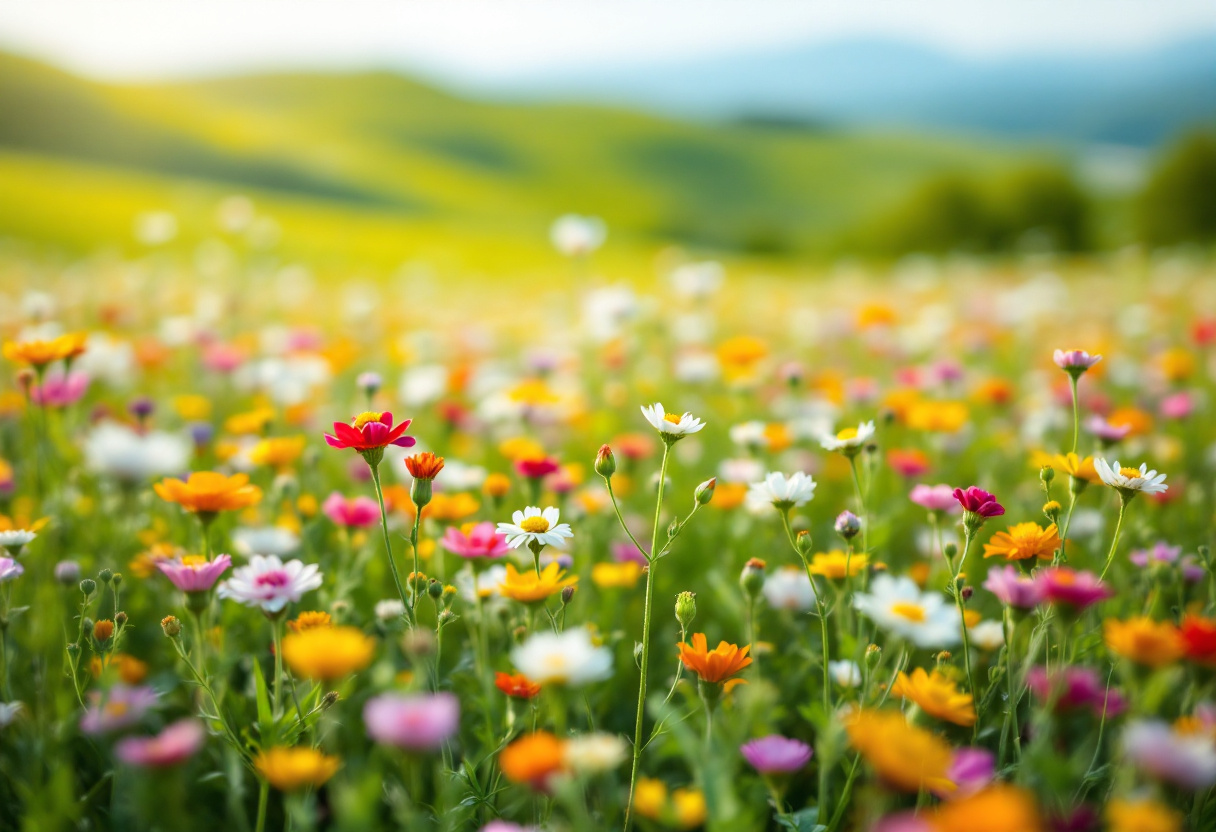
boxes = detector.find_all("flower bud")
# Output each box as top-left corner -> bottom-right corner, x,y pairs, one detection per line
864,643 -> 882,667
321,691 -> 342,710
80,579 -> 97,596
1039,466 -> 1055,485
67,642 -> 80,656
694,477 -> 716,506
943,543 -> 958,560
1043,500 -> 1061,523
834,510 -> 861,541
594,444 -> 616,479
740,558 -> 766,599
667,519 -> 680,541
961,586 -> 973,602
97,568 -> 113,584
795,530 -> 814,558
561,585 -> 576,606
437,609 -> 458,627
356,371 -> 382,397
111,573 -> 123,588
92,620 -> 115,642
410,477 -> 433,510
675,591 -> 697,630
115,611 -> 128,628
427,579 -> 444,600
161,615 -> 182,638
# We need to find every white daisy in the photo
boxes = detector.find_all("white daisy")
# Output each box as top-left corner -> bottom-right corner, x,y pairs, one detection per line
231,526 -> 301,557
640,402 -> 706,439
819,420 -> 876,453
563,732 -> 629,774
217,554 -> 323,614
1094,458 -> 1169,496
511,626 -> 613,686
0,530 -> 37,553
375,599 -> 407,622
762,566 -> 815,611
969,620 -> 1006,651
828,660 -> 862,688
748,471 -> 817,509
497,506 -> 574,550
854,574 -> 960,648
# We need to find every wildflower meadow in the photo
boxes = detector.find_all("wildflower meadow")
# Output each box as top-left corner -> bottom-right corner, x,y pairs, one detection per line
1,219 -> 1215,832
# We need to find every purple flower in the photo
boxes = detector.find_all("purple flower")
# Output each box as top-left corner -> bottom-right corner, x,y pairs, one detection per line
740,734 -> 813,775
1086,415 -> 1132,444
834,511 -> 861,540
115,719 -> 205,767
1182,556 -> 1206,583
0,557 -> 23,583
1026,666 -> 1124,717
80,685 -> 159,734
54,560 -> 80,585
952,486 -> 1005,518
1129,541 -> 1181,568
1053,350 -> 1102,372
944,747 -> 994,798
1122,719 -> 1216,789
364,692 -> 460,751
909,484 -> 959,514
156,554 -> 232,593
356,371 -> 383,396
983,565 -> 1044,609
1037,567 -> 1113,610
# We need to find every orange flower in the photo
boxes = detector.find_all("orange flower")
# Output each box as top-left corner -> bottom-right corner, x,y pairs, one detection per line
255,747 -> 340,792
495,672 -> 542,699
845,709 -> 954,794
93,620 -> 115,642
500,731 -> 566,787
3,332 -> 87,368
932,785 -> 1042,832
154,472 -> 263,517
710,482 -> 747,510
404,452 -> 445,481
891,668 -> 976,726
983,522 -> 1060,561
677,633 -> 752,685
1107,406 -> 1153,438
423,493 -> 479,522
1104,617 -> 1184,667
288,611 -> 333,633
482,473 -> 511,498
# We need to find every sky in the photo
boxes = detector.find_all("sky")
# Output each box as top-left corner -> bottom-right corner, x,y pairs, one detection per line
1,0 -> 1215,83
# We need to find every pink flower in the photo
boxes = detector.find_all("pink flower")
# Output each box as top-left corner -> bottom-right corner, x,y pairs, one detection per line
202,343 -> 246,373
1053,349 -> 1102,372
612,540 -> 649,566
983,565 -> 1044,609
323,411 -> 415,453
909,484 -> 959,513
1037,567 -> 1113,610
115,719 -> 205,767
217,555 -> 322,613
364,692 -> 460,751
1026,666 -> 1125,717
80,685 -> 159,734
155,554 -> 231,593
514,457 -> 560,479
943,748 -> 994,798
1086,415 -> 1132,444
1160,391 -> 1194,420
952,486 -> 1005,518
1122,719 -> 1216,789
1130,541 -> 1182,568
441,522 -> 510,559
0,557 -> 23,583
739,734 -> 813,774
29,369 -> 90,408
322,492 -> 380,529
872,813 -> 930,832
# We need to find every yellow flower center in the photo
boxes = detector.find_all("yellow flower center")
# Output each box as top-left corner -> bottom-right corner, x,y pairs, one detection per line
1119,467 -> 1141,479
181,555 -> 208,568
520,517 -> 551,533
836,427 -> 858,440
663,412 -> 682,424
891,602 -> 926,622
353,411 -> 384,429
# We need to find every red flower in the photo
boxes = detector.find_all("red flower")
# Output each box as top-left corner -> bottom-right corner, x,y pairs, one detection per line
514,457 -> 561,479
1181,615 -> 1216,666
495,671 -> 542,699
324,412 -> 415,452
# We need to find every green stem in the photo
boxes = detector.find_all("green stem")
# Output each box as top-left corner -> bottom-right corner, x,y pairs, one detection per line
1099,496 -> 1128,581
255,780 -> 269,832
953,530 -> 979,742
369,464 -> 413,625
1003,606 -> 1022,763
1055,489 -> 1078,566
1069,375 -> 1080,455
848,455 -> 867,556
271,618 -> 284,717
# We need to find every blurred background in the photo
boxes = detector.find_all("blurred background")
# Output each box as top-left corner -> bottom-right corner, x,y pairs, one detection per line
0,0 -> 1214,280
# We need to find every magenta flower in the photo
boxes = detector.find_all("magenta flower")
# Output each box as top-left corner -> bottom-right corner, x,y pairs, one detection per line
514,457 -> 561,479
115,719 -> 205,767
983,565 -> 1045,609
943,747 -> 994,798
1182,555 -> 1205,583
1026,666 -> 1125,717
156,554 -> 232,594
1053,349 -> 1102,373
1037,567 -> 1113,610
612,540 -> 649,566
952,486 -> 1005,520
80,685 -> 159,734
323,411 -> 415,453
1086,415 -> 1132,444
909,484 -> 959,514
322,492 -> 380,529
364,692 -> 460,751
740,734 -> 813,774
29,369 -> 90,409
441,522 -> 510,560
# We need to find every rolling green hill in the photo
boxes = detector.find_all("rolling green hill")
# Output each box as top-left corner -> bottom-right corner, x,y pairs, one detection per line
0,50 -> 1037,270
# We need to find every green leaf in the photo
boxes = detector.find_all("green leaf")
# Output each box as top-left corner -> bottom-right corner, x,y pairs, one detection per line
251,657 -> 273,745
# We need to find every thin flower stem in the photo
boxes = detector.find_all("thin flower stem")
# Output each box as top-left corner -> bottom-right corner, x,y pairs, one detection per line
410,510 -> 424,604
1069,375 -> 1080,455
953,530 -> 980,743
1055,489 -> 1078,566
271,617 -> 284,717
624,442 -> 671,832
1099,497 -> 1128,581
605,481 -> 649,559
369,463 -> 413,626
1003,605 -> 1022,763
255,780 -> 269,832
848,455 -> 867,555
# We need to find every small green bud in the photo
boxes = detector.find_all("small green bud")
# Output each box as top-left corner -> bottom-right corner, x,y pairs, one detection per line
796,530 -> 814,557
594,444 -> 616,479
410,477 -> 433,510
864,643 -> 882,667
80,578 -> 97,596
427,579 -> 444,600
740,559 -> 766,599
675,591 -> 697,630
694,477 -> 716,506
97,569 -> 113,584
561,585 -> 576,606
160,615 -> 182,638
943,542 -> 958,560
1040,466 -> 1055,484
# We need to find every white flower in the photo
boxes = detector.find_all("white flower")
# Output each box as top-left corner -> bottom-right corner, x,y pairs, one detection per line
551,214 -> 606,257
729,421 -> 768,448
669,261 -> 725,299
0,701 -> 22,728
375,599 -> 407,621
828,660 -> 862,688
641,402 -> 705,438
762,567 -> 815,611
819,420 -> 876,453
83,422 -> 191,483
217,555 -> 322,613
231,526 -> 300,558
563,732 -> 629,774
1122,719 -> 1216,789
1095,459 -> 1168,495
970,620 -> 1005,651
497,506 -> 574,550
457,564 -> 508,603
399,364 -> 449,407
854,574 -> 960,648
748,471 -> 817,509
511,626 -> 613,686
0,530 -> 37,552
719,457 -> 765,485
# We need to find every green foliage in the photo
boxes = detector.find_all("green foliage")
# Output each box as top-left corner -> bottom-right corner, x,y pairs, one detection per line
1137,129 -> 1216,245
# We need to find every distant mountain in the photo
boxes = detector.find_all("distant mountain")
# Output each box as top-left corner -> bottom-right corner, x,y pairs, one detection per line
485,35 -> 1216,146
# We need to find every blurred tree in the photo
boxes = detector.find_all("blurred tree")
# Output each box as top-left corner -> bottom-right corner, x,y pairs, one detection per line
992,165 -> 1090,252
1137,130 -> 1216,245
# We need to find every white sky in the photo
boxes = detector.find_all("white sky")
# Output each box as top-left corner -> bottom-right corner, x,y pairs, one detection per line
1,0 -> 1214,82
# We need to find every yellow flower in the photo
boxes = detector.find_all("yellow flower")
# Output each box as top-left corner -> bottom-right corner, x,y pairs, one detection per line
672,788 -> 707,829
932,785 -> 1042,832
891,668 -> 976,727
483,473 -> 511,498
499,562 -> 578,604
224,407 -> 276,436
982,522 -> 1061,562
281,626 -> 375,681
173,394 -> 212,421
1106,798 -> 1181,832
1048,453 -> 1100,484
247,436 -> 306,470
254,747 -> 340,792
288,611 -> 333,632
808,550 -> 868,580
591,561 -> 644,589
1104,617 -> 1184,667
845,709 -> 955,794
425,492 -> 480,522
498,437 -> 547,462
154,471 -> 263,517
1156,347 -> 1195,383
3,332 -> 87,368
632,778 -> 668,820
508,380 -> 560,407
906,400 -> 969,433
